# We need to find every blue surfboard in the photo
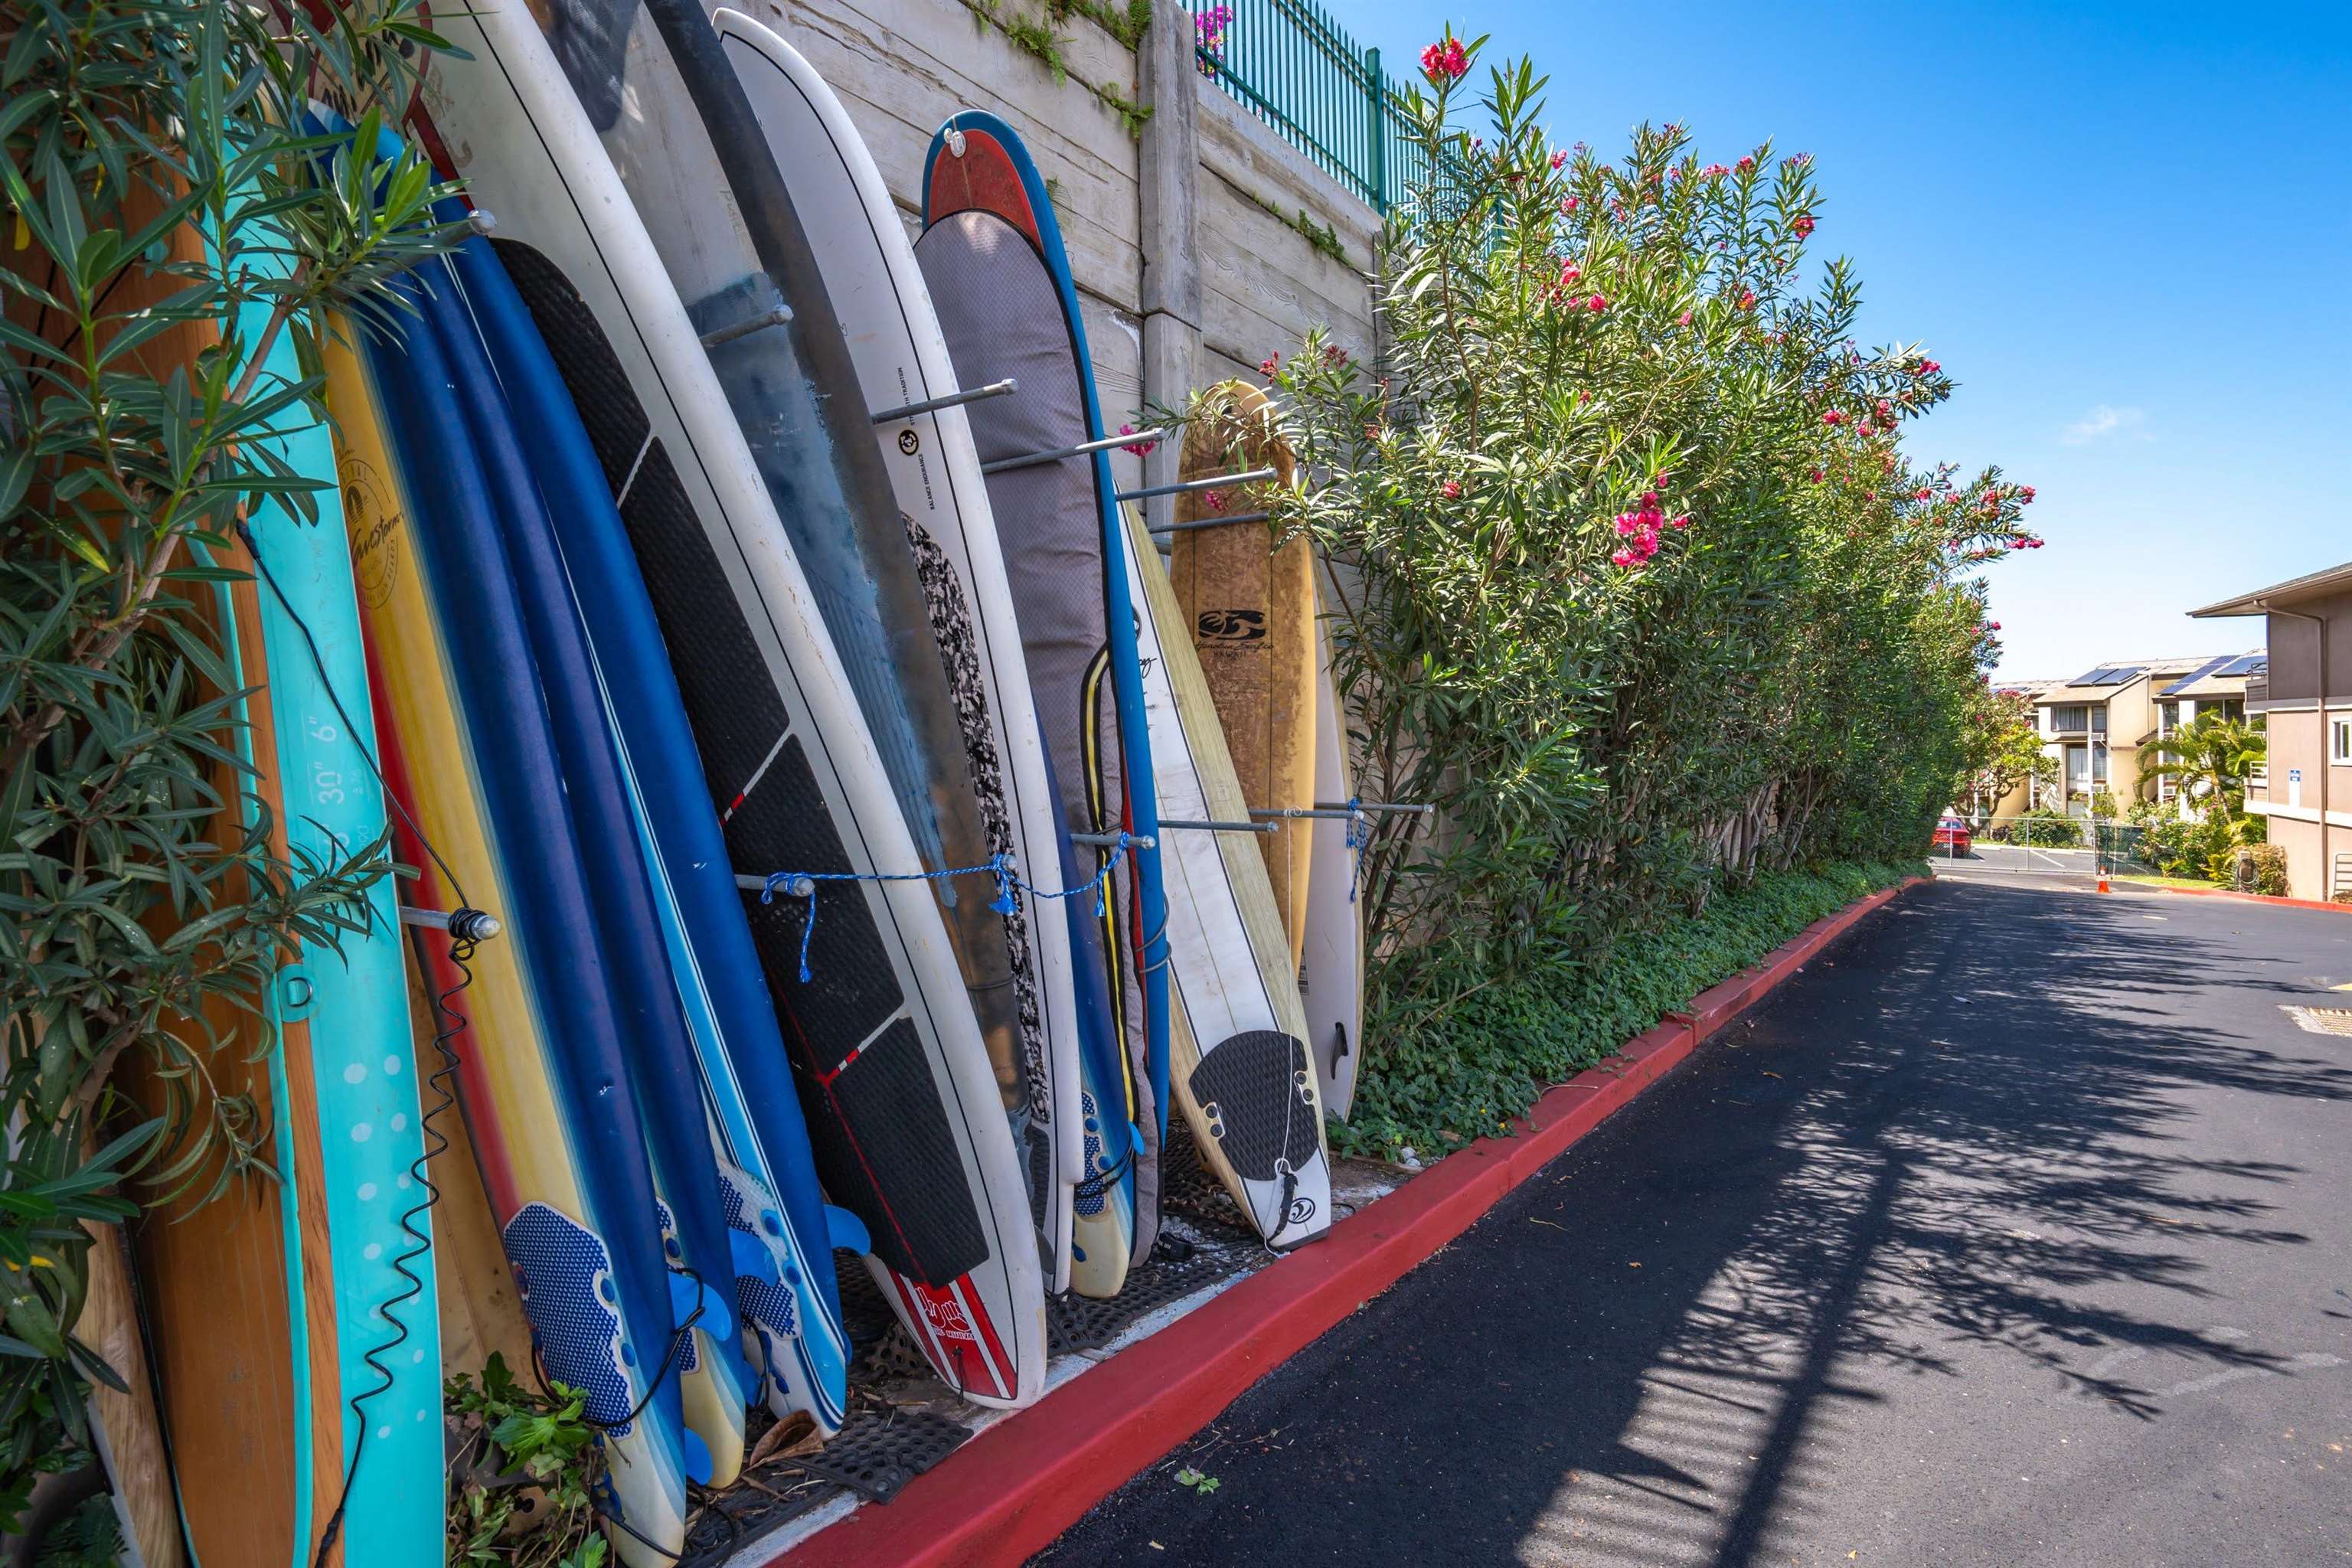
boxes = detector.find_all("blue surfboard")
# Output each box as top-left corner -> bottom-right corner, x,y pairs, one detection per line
446,224 -> 851,1432
361,271 -> 694,1535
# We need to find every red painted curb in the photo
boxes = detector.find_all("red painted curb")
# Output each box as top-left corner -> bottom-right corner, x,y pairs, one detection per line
2135,882 -> 2352,914
777,876 -> 1924,1568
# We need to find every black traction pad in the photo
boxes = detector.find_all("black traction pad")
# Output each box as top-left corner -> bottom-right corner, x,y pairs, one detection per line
1187,1030 -> 1319,1181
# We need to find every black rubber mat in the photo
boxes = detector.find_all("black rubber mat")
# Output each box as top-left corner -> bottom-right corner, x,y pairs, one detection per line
1047,1242 -> 1255,1353
678,1405 -> 974,1564
801,1407 -> 971,1502
1158,1116 -> 1262,1245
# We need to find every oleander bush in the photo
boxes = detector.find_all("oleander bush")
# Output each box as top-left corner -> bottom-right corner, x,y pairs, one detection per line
0,0 -> 456,1538
1247,33 -> 2040,1155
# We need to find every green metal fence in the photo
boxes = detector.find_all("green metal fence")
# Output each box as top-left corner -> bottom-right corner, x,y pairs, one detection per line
1193,0 -> 1432,214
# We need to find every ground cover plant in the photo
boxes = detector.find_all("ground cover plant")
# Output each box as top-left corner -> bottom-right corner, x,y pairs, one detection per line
1246,33 -> 2037,1157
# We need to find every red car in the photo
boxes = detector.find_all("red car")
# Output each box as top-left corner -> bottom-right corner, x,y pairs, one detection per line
1931,815 -> 1972,854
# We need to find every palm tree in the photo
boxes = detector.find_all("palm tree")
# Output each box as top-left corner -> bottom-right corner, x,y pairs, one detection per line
2138,713 -> 2265,816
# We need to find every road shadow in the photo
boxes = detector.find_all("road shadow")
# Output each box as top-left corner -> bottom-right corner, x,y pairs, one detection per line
1035,877 -> 2352,1567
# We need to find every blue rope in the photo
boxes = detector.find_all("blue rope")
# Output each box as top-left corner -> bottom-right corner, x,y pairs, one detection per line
1343,795 -> 1368,903
763,833 -> 1133,983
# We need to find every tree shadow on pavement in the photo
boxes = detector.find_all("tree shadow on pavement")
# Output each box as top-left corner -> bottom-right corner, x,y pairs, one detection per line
1036,878 -> 2352,1568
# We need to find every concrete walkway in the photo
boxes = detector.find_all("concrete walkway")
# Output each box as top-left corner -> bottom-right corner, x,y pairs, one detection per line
1034,879 -> 2352,1566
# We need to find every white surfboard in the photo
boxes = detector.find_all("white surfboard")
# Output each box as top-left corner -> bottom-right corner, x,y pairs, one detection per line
1122,505 -> 1333,1247
711,9 -> 1086,1295
416,2 -> 1045,1412
1302,611 -> 1367,1119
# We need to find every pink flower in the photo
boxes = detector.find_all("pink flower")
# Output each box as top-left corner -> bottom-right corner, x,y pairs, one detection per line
1419,38 -> 1470,83
1821,410 -> 1844,426
1738,289 -> 1756,310
1736,155 -> 1756,172
1324,344 -> 1350,364
1676,310 -> 1692,326
1204,489 -> 1227,512
1875,400 -> 1893,423
1668,514 -> 1690,530
1641,489 -> 1659,507
1550,150 -> 1567,171
1614,513 -> 1641,535
1119,423 -> 1158,458
1864,490 -> 1876,501
2019,485 -> 2037,504
1560,196 -> 1579,213
1701,163 -> 1730,179
1586,293 -> 1608,312
1259,355 -> 1280,377
1611,547 -> 1641,568
1858,420 -> 1874,436
1916,359 -> 1941,375
1441,479 -> 1462,499
1914,488 -> 1932,501
1988,621 -> 2002,631
1808,469 -> 1824,482
1557,263 -> 1581,286
1792,214 -> 1815,238
1654,472 -> 1671,489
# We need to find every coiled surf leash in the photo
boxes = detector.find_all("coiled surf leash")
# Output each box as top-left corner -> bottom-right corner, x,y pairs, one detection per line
236,522 -> 488,1568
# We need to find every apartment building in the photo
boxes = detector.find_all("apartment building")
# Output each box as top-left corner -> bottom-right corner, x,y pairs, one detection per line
2194,561 -> 2352,900
2025,653 -> 2264,814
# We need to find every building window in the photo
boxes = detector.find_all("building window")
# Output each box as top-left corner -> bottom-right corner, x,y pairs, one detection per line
2050,704 -> 2090,732
2159,701 -> 2179,734
2334,717 -> 2352,765
2091,740 -> 2109,786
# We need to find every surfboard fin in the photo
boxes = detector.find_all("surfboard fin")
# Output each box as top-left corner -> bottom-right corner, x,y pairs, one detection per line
729,1227 -> 782,1285
670,1266 -> 737,1344
824,1204 -> 871,1256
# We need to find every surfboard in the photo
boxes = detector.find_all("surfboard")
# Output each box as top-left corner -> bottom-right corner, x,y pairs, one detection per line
1125,504 -> 1334,1249
1302,606 -> 1367,1119
235,261 -> 444,1567
916,109 -> 1172,1284
420,239 -> 752,1485
1168,384 -> 1315,974
445,224 -> 851,1436
415,2 -> 1044,1407
711,11 -> 1087,1301
341,302 -> 693,1561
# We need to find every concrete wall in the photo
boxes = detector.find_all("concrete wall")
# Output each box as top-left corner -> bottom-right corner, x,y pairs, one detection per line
733,0 -> 1380,495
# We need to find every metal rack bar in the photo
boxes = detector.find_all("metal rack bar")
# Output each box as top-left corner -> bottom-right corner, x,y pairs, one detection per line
870,378 -> 1017,424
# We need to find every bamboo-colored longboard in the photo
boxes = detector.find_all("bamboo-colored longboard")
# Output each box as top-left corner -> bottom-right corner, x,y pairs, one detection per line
1168,384 -> 1315,974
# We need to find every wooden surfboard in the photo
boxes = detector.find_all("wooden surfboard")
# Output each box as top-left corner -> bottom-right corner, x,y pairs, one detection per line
9,209 -> 342,1568
1168,384 -> 1315,975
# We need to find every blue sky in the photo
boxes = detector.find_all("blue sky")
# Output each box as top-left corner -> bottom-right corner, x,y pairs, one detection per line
1329,0 -> 2352,679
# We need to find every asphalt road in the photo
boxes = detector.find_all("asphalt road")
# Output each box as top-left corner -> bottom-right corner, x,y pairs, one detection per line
1034,878 -> 2352,1566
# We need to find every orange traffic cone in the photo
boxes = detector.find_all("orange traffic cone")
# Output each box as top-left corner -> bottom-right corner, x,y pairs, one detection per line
2096,863 -> 2111,893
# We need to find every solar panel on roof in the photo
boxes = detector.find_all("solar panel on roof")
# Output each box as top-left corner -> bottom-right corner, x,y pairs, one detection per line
2067,666 -> 2112,687
2095,665 -> 2143,686
2215,654 -> 2265,678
